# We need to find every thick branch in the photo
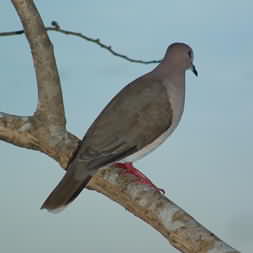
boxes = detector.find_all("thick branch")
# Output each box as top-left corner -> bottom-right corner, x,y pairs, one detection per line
1,1 -> 240,253
0,112 -> 39,149
88,167 -> 239,253
11,0 -> 65,126
0,112 -> 79,167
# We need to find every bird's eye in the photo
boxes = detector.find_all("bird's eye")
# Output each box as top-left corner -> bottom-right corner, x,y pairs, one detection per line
188,50 -> 192,58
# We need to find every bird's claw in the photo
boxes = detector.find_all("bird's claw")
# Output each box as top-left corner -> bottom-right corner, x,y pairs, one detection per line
114,162 -> 165,194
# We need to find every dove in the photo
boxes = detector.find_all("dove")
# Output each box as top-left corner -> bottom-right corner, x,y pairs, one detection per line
41,42 -> 198,212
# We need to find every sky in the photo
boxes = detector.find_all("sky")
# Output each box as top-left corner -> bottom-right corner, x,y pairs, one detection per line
0,1 -> 252,252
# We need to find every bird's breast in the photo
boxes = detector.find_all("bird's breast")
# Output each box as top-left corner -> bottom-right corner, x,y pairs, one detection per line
121,81 -> 185,163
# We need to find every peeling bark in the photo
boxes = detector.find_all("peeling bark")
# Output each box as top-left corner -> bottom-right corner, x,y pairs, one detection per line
0,1 -> 240,253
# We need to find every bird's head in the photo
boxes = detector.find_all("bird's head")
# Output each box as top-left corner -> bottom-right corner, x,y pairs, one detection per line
164,42 -> 198,76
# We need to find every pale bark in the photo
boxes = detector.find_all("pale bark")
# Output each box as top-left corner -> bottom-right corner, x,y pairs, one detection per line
0,1 -> 240,252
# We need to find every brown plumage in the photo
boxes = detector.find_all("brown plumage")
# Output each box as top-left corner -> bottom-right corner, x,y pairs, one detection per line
41,42 -> 197,212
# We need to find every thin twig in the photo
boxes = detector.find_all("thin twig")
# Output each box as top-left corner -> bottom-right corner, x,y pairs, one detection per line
0,21 -> 161,64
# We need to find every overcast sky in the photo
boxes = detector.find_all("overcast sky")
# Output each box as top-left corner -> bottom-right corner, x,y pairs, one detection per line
0,1 -> 252,252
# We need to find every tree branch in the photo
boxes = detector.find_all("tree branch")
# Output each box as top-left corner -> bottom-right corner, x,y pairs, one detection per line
0,1 -> 240,252
0,21 -> 161,64
0,112 -> 39,150
89,167 -> 239,253
0,111 -> 79,167
11,1 -> 66,126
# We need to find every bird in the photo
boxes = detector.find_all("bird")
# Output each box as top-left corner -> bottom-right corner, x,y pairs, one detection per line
41,42 -> 198,212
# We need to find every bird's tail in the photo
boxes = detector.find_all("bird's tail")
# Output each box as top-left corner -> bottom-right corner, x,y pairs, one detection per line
40,163 -> 92,213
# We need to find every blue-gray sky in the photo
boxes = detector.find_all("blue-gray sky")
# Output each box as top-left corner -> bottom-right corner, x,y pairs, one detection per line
0,1 -> 252,252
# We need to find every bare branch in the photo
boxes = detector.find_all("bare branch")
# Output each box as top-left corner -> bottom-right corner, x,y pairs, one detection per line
88,166 -> 239,253
0,30 -> 24,36
0,112 -> 39,150
11,1 -> 66,127
0,21 -> 161,64
0,111 -> 80,167
7,0 -> 79,167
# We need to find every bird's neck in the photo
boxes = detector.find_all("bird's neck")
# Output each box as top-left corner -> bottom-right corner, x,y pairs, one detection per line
151,61 -> 186,85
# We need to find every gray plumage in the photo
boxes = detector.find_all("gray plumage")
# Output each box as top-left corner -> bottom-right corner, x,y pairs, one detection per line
41,42 -> 197,212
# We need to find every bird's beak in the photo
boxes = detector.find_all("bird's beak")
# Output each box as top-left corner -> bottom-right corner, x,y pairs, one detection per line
192,64 -> 198,77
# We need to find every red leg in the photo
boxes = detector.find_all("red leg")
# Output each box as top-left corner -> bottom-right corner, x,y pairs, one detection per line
114,162 -> 165,194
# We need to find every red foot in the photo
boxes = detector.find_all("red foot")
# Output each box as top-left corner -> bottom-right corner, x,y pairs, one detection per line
114,162 -> 165,194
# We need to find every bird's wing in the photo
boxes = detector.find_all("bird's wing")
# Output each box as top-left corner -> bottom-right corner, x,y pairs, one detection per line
41,77 -> 173,211
72,76 -> 173,178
